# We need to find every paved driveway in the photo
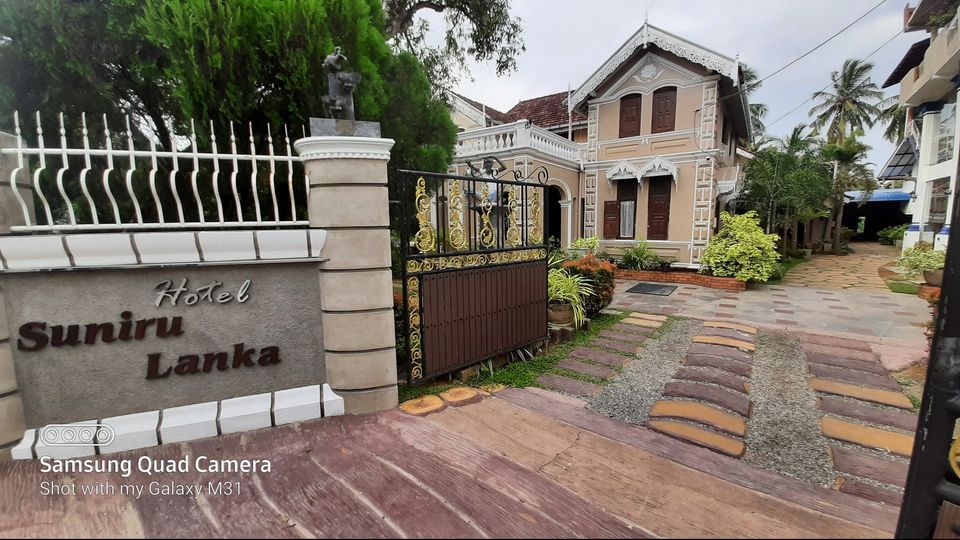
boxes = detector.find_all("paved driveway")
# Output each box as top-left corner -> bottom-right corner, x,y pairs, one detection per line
781,243 -> 901,291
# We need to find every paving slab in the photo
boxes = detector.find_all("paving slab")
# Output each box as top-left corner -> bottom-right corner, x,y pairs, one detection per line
609,323 -> 656,336
821,417 -> 914,457
599,329 -> 648,343
630,312 -> 669,322
811,379 -> 914,410
571,346 -> 631,368
649,400 -> 746,436
663,381 -> 752,417
674,366 -> 748,394
703,321 -> 758,334
536,373 -> 602,397
557,358 -> 616,380
622,317 -> 662,329
838,478 -> 903,506
819,396 -> 918,432
808,363 -> 903,392
687,343 -> 752,363
798,333 -> 873,352
699,327 -> 756,342
646,419 -> 746,457
685,354 -> 752,378
592,337 -> 639,354
806,351 -> 888,375
693,335 -> 756,352
804,343 -> 879,363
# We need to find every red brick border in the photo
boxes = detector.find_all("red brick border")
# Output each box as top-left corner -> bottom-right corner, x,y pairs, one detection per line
918,284 -> 940,301
614,269 -> 746,291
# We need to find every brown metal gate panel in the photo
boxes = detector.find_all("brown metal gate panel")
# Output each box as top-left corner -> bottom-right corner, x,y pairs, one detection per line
420,261 -> 547,378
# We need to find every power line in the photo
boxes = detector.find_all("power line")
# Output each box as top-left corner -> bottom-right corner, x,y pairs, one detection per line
765,28 -> 904,130
726,0 -> 889,102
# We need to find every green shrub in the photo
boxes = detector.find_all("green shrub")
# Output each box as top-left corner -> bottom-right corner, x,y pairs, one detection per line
618,242 -> 664,270
700,211 -> 780,282
897,242 -> 946,275
878,224 -> 908,245
570,236 -> 599,251
563,254 -> 616,319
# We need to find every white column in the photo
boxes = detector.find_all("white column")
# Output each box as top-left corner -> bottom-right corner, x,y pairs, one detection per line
559,200 -> 573,247
905,105 -> 942,250
936,89 -> 960,251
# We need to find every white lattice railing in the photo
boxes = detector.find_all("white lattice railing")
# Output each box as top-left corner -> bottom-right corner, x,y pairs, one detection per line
1,112 -> 309,232
455,120 -> 584,164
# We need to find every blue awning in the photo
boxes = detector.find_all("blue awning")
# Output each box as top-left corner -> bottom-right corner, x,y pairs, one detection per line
844,189 -> 911,202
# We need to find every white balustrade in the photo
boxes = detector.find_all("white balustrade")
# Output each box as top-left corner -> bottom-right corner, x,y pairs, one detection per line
455,120 -> 584,164
1,111 -> 309,232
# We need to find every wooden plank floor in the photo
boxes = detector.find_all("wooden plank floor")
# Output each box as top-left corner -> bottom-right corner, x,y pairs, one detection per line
0,389 -> 897,538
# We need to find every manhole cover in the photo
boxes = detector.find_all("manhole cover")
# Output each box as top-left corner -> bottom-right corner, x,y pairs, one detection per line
626,282 -> 677,296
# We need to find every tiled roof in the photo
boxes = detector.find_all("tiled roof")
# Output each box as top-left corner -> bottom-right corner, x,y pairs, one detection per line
452,92 -> 513,123
505,91 -> 587,129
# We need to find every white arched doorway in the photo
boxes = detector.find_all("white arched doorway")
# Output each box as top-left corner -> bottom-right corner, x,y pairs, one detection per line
546,179 -> 573,247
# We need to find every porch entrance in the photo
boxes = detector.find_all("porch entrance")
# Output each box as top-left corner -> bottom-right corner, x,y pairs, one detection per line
647,176 -> 671,240
395,164 -> 549,382
548,186 -> 563,245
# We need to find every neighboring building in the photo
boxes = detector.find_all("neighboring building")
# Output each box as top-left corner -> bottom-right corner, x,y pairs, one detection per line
882,0 -> 960,252
448,22 -> 752,267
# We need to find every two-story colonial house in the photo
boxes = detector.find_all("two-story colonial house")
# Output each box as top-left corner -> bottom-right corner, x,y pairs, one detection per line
449,22 -> 752,267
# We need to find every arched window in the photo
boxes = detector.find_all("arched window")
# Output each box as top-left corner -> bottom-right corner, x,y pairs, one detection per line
651,86 -> 677,134
619,94 -> 642,138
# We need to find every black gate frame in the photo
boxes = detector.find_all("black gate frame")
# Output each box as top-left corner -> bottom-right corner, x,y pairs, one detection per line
898,185 -> 960,537
394,159 -> 550,383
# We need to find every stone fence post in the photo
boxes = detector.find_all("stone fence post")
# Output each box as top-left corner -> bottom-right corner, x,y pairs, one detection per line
0,132 -> 28,460
295,133 -> 399,414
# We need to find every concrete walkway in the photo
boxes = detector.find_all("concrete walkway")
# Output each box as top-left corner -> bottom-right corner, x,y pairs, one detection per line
781,243 -> 900,291
0,389 -> 895,538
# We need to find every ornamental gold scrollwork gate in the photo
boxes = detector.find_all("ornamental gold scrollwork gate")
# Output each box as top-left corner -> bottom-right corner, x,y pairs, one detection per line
395,164 -> 550,383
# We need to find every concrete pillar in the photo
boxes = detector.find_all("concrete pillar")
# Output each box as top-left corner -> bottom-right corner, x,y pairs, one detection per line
905,104 -> 943,250
0,132 -> 27,461
294,135 -> 399,414
936,87 -> 960,251
559,200 -> 572,247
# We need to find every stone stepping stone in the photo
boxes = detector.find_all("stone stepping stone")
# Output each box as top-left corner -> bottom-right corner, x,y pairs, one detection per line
806,351 -> 887,375
803,343 -> 879,363
663,381 -> 752,417
591,338 -> 638,355
811,379 -> 914,410
685,354 -> 751,378
703,321 -> 757,334
699,327 -> 756,342
399,395 -> 447,416
649,400 -> 746,436
439,387 -> 483,407
536,373 -> 601,397
820,417 -> 914,457
622,317 -> 661,329
599,329 -> 647,343
809,363 -> 902,392
646,419 -> 746,457
800,333 -> 873,352
674,366 -> 748,394
693,335 -> 756,352
687,343 -> 751,363
630,312 -> 668,322
570,346 -> 629,368
837,478 -> 902,506
819,396 -> 918,432
830,446 -> 908,488
557,358 -> 615,380
609,323 -> 655,336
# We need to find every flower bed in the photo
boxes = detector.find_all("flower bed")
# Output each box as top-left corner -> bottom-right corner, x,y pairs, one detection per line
614,269 -> 746,291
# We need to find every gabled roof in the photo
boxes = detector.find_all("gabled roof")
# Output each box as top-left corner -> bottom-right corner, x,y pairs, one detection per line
569,22 -> 740,109
505,91 -> 587,129
882,39 -> 930,88
450,92 -> 512,124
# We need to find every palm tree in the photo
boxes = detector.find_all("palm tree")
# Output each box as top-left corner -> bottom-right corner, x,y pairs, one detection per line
779,123 -> 817,155
808,59 -> 884,144
877,95 -> 907,143
741,65 -> 767,137
821,138 -> 875,254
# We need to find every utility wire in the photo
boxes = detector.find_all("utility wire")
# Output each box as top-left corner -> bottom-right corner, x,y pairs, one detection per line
765,28 -> 904,130
724,0 -> 889,102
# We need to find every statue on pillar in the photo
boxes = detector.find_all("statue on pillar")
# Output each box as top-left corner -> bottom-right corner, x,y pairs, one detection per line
321,46 -> 362,121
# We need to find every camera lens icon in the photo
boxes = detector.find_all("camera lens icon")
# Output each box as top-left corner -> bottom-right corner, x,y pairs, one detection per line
38,424 -> 115,447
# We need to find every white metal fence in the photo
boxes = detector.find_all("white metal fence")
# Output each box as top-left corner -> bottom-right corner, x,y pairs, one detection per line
1,112 -> 309,232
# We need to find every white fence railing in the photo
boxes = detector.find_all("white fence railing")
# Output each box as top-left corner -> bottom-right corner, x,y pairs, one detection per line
1,112 -> 309,232
455,120 -> 584,163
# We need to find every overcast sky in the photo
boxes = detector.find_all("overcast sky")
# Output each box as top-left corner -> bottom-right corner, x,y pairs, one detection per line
444,0 -> 920,170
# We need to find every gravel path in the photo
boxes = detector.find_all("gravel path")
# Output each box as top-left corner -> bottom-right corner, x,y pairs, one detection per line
588,318 -> 701,424
744,331 -> 836,487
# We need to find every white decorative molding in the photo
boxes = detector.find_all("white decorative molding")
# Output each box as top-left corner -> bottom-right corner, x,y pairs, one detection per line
571,23 -> 738,108
637,155 -> 679,180
294,136 -> 395,161
606,159 -> 645,182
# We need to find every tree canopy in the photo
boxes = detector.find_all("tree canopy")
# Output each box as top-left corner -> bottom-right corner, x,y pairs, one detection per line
808,58 -> 883,144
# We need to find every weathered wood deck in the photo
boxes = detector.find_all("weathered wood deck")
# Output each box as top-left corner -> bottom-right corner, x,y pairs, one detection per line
0,388 -> 896,538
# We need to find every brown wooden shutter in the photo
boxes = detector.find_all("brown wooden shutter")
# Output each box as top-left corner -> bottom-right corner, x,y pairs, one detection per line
619,95 -> 642,138
603,201 -> 620,239
652,87 -> 676,134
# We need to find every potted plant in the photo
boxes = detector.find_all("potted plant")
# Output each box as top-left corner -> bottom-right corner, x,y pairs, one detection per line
897,242 -> 946,286
547,267 -> 594,328
568,236 -> 599,259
